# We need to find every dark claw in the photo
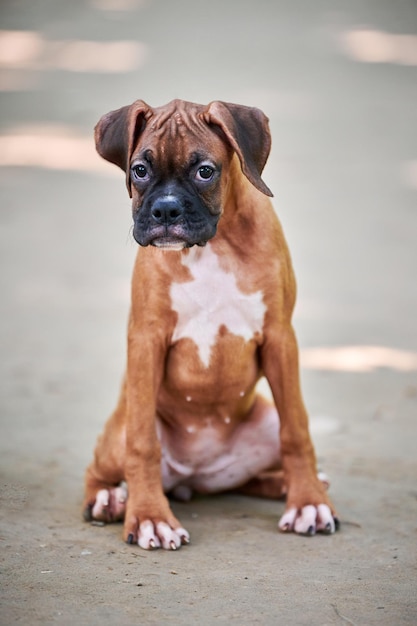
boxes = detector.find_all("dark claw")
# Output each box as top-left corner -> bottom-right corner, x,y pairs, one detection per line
83,504 -> 93,522
323,522 -> 333,535
304,525 -> 316,537
127,533 -> 134,545
334,517 -> 341,531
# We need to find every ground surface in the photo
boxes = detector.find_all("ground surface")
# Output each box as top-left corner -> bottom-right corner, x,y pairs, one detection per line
1,1 -> 417,624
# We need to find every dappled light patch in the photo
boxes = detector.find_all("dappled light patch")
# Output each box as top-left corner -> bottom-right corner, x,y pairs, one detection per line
0,30 -> 147,74
0,125 -> 118,174
91,0 -> 147,10
300,346 -> 417,372
340,29 -> 417,66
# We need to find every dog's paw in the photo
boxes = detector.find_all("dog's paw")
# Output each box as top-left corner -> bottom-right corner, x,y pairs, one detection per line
278,504 -> 340,536
126,520 -> 190,551
84,483 -> 128,523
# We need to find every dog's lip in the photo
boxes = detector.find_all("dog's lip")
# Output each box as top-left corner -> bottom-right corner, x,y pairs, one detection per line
152,237 -> 188,251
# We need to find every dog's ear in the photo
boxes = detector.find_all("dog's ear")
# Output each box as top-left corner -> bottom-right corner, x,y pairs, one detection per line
94,100 -> 152,197
203,101 -> 273,197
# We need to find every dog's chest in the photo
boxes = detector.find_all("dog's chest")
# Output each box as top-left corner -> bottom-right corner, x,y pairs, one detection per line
170,244 -> 266,368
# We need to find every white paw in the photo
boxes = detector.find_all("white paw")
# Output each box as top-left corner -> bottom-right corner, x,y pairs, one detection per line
136,520 -> 190,550
91,484 -> 128,522
278,504 -> 339,536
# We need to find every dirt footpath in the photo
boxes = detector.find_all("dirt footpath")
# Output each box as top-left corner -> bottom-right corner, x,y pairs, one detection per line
1,0 -> 417,624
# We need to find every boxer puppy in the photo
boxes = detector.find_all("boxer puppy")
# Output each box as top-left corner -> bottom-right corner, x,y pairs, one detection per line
83,99 -> 339,550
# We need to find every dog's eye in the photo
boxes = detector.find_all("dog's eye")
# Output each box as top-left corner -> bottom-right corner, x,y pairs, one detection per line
196,165 -> 214,181
132,164 -> 148,180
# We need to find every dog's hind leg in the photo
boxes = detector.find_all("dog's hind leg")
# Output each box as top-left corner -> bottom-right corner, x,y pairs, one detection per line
83,381 -> 128,523
237,469 -> 287,499
237,469 -> 330,500
83,454 -> 127,523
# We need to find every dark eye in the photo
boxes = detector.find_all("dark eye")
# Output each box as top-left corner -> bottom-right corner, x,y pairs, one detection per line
132,164 -> 149,180
196,165 -> 214,181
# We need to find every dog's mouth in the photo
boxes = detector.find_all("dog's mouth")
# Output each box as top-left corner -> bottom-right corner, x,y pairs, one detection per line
151,237 -> 207,250
152,237 -> 189,251
133,216 -> 217,250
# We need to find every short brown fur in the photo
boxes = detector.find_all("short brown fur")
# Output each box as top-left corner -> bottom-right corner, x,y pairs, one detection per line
84,99 -> 338,549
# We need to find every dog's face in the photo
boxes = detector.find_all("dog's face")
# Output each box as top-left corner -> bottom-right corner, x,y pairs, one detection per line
129,101 -> 232,249
95,99 -> 273,250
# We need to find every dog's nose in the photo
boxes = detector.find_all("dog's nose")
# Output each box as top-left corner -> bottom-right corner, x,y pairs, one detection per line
151,196 -> 183,225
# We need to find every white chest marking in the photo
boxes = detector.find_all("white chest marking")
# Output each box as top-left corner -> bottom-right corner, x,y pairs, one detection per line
170,244 -> 266,368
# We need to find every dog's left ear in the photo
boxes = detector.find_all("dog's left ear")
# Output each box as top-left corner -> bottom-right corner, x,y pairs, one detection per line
203,101 -> 273,197
94,99 -> 152,197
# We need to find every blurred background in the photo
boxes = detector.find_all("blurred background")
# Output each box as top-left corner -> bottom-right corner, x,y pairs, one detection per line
1,0 -> 416,454
1,1 -> 416,623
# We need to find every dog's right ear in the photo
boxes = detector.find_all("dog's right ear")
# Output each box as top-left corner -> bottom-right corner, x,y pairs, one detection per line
203,101 -> 273,197
94,100 -> 152,197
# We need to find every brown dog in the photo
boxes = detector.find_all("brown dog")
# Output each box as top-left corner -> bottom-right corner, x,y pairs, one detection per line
84,99 -> 338,549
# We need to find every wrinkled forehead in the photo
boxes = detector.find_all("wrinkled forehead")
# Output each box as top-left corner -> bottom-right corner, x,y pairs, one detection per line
133,100 -> 227,166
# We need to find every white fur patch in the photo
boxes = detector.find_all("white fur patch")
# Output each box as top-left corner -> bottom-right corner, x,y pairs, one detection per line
170,244 -> 266,368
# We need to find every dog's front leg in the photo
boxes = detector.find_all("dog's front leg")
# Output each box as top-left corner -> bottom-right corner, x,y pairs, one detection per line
123,322 -> 190,550
262,324 -> 339,536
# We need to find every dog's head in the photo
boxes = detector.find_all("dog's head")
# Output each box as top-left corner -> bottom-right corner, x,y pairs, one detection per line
95,99 -> 273,250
